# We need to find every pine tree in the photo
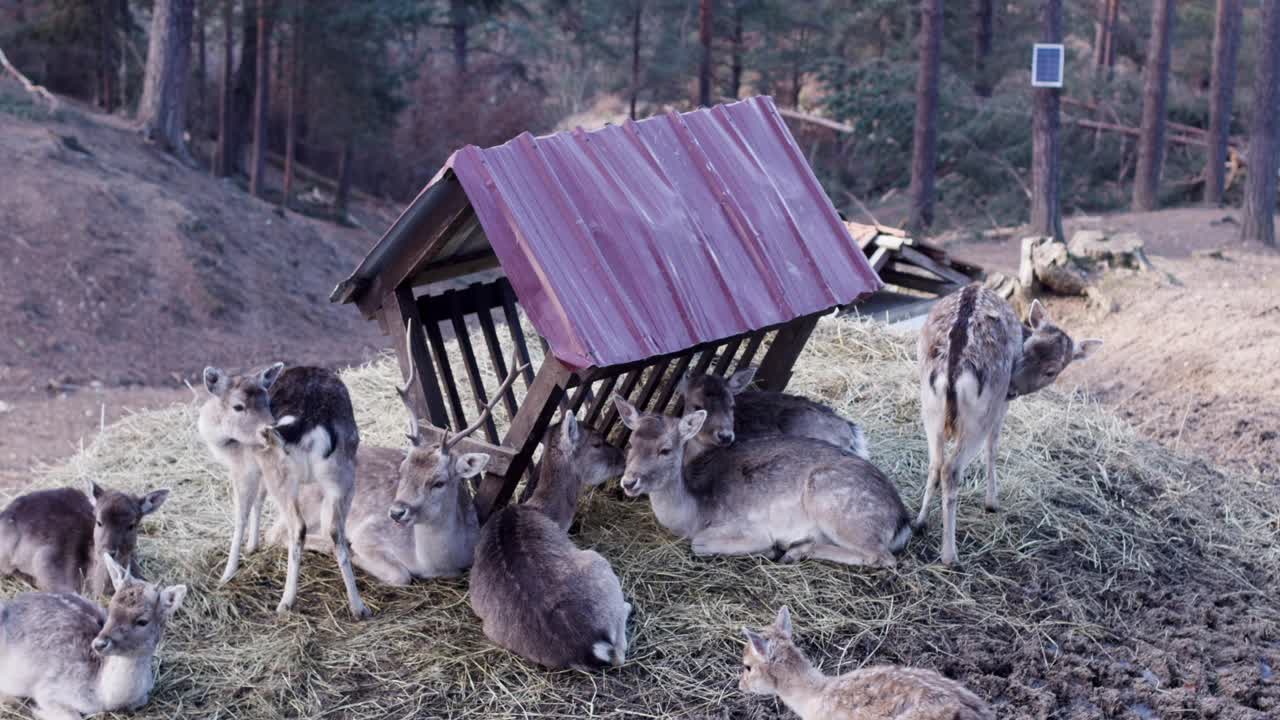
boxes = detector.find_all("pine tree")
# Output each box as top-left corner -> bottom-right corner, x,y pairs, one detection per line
137,0 -> 195,160
1132,0 -> 1176,212
1241,0 -> 1280,246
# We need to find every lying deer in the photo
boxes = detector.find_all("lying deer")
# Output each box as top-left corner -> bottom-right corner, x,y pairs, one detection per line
613,395 -> 910,567
917,285 -> 1102,565
199,363 -> 369,619
0,554 -> 187,720
268,332 -> 525,585
740,606 -> 992,720
471,412 -> 632,671
0,480 -> 169,598
679,367 -> 869,461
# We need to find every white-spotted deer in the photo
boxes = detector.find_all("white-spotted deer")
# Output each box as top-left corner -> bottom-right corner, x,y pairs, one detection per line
917,284 -> 1102,565
678,367 -> 868,461
612,395 -> 910,568
199,363 -> 369,619
0,554 -> 187,720
740,607 -> 993,720
0,481 -> 168,599
470,413 -> 632,671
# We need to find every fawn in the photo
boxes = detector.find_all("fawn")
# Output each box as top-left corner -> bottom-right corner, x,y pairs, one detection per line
470,412 -> 632,671
0,480 -> 169,598
199,363 -> 369,619
0,554 -> 187,720
917,284 -> 1102,565
613,395 -> 910,567
679,367 -> 869,461
740,607 -> 992,720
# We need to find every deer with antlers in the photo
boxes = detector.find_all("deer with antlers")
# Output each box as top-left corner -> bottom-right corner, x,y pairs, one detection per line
273,322 -> 527,585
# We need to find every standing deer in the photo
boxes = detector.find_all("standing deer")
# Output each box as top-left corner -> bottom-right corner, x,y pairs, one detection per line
470,412 -> 632,671
272,331 -> 526,586
0,481 -> 168,599
612,395 -> 910,568
740,606 -> 993,720
199,363 -> 369,619
0,554 -> 187,720
678,367 -> 869,461
917,284 -> 1102,565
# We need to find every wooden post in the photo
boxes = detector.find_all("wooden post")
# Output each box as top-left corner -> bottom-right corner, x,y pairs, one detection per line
379,287 -> 450,428
754,312 -> 822,392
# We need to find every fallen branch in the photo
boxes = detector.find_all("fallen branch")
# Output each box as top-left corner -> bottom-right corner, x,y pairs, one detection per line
0,46 -> 59,110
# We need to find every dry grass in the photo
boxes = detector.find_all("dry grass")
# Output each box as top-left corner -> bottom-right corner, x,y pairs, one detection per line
2,317 -> 1277,719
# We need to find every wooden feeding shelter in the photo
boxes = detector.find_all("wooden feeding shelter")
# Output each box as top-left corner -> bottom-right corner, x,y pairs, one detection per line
330,96 -> 882,520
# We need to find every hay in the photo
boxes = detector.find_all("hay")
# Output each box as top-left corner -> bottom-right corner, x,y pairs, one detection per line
2,317 -> 1277,719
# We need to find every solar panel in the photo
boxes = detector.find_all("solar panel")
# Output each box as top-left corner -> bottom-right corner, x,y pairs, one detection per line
1032,43 -> 1064,87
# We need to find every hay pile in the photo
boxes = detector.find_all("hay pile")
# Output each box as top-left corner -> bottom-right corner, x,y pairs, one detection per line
2,317 -> 1277,719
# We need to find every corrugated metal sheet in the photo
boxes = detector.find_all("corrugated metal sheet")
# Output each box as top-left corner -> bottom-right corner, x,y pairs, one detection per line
340,96 -> 882,371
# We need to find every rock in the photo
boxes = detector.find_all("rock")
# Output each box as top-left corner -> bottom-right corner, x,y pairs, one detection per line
1032,239 -> 1091,296
1068,230 -> 1149,270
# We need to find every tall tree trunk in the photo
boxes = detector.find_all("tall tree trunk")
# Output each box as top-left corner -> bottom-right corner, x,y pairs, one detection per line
248,0 -> 271,198
908,0 -> 942,231
214,0 -> 234,176
137,0 -> 195,160
1092,0 -> 1108,70
729,2 -> 743,99
228,6 -> 258,173
1030,0 -> 1064,241
451,0 -> 468,92
1104,0 -> 1120,70
95,0 -> 117,112
282,2 -> 299,210
698,0 -> 713,107
630,1 -> 643,120
1132,0 -> 1175,212
334,138 -> 353,216
195,0 -> 207,133
1204,0 -> 1242,205
1241,0 -> 1280,246
973,0 -> 993,97
789,27 -> 805,108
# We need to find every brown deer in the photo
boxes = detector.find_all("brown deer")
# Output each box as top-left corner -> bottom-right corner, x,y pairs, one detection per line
199,363 -> 369,619
0,480 -> 168,599
613,395 -> 910,568
740,606 -> 993,720
678,367 -> 869,461
470,412 -> 632,671
917,285 -> 1101,565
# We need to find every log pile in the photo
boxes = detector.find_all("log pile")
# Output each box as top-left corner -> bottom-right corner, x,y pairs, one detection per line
844,221 -> 985,321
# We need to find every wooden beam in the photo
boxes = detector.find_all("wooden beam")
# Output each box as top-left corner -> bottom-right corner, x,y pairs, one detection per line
895,245 -> 973,285
734,330 -> 768,372
880,267 -> 960,296
379,287 -> 450,428
712,338 -> 744,376
474,290 -> 519,423
499,283 -> 537,389
446,289 -> 499,444
423,316 -> 467,431
755,311 -> 823,392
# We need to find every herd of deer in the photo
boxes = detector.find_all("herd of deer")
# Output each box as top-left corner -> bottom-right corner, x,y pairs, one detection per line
0,285 -> 1099,720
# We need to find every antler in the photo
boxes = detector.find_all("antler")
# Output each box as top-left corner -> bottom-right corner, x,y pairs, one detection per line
396,321 -> 422,445
442,354 -> 528,453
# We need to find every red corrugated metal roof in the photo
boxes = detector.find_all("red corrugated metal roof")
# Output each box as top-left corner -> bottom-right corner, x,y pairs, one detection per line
340,96 -> 882,371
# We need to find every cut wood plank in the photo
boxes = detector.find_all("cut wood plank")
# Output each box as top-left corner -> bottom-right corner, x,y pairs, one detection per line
896,245 -> 972,285
755,312 -> 822,392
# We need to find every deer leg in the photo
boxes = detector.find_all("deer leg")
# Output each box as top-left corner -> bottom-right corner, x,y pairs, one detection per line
690,527 -> 773,558
806,542 -> 895,568
318,459 -> 370,620
277,498 -> 305,614
220,465 -> 261,584
352,544 -> 413,587
984,403 -> 1009,513
915,414 -> 946,532
245,483 -> 267,555
31,693 -> 81,720
940,429 -> 985,567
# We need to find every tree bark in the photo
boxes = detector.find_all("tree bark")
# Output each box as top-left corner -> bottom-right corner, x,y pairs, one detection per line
1104,0 -> 1119,70
214,0 -> 234,176
227,5 -> 258,174
1030,0 -> 1064,241
729,2 -> 743,99
195,0 -> 206,130
1204,0 -> 1242,205
908,0 -> 942,231
1241,0 -> 1280,246
451,0 -> 468,77
1132,0 -> 1175,212
698,0 -> 713,107
248,0 -> 272,198
282,1 -> 299,210
630,1 -> 644,120
94,0 -> 118,112
334,138 -> 354,216
973,0 -> 993,97
138,0 -> 195,160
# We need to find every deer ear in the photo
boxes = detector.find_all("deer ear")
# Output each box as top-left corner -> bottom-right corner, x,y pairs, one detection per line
1073,338 -> 1103,361
139,489 -> 170,515
103,553 -> 132,591
455,452 -> 491,479
259,362 -> 285,390
87,479 -> 104,507
726,367 -> 757,395
203,367 -> 227,396
159,584 -> 188,619
612,394 -> 641,430
1028,300 -> 1049,329
559,412 -> 581,454
774,606 -> 793,639
678,410 -> 707,441
675,373 -> 690,396
742,628 -> 769,657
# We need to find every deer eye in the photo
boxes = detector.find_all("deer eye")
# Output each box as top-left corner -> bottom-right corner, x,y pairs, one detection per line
232,403 -> 245,412
96,520 -> 103,528
692,404 -> 703,411
431,481 -> 446,490
659,447 -> 672,456
136,618 -> 149,627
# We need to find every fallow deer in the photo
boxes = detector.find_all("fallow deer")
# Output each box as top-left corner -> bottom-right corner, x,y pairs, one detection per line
612,395 -> 910,568
0,554 -> 187,720
0,481 -> 168,598
199,363 -> 369,619
470,413 -> 632,671
740,607 -> 993,720
679,367 -> 869,462
917,284 -> 1102,565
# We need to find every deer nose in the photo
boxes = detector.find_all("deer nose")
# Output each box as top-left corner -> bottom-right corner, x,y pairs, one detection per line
388,504 -> 410,525
716,430 -> 735,445
92,637 -> 112,653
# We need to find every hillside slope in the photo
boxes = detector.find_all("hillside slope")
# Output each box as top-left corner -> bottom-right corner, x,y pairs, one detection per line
0,81 -> 391,391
